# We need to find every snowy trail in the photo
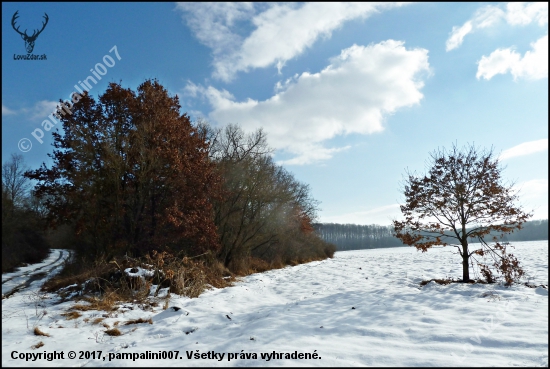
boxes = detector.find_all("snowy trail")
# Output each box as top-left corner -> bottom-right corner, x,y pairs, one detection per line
2,249 -> 71,298
1,241 -> 547,367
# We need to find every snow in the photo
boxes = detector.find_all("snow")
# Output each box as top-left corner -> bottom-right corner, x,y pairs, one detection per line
2,241 -> 547,367
124,266 -> 155,279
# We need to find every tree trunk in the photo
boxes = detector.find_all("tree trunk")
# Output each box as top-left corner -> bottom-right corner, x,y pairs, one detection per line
462,242 -> 470,282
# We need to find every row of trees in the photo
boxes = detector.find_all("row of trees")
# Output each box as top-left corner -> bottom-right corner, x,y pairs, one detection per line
313,223 -> 403,250
201,122 -> 332,270
314,219 -> 547,252
22,80 -> 334,275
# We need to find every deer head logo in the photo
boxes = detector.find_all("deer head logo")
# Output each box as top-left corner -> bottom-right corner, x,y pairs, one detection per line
11,11 -> 49,54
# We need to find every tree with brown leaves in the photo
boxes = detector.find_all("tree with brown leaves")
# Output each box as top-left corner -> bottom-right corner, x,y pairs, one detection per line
393,144 -> 532,284
25,80 -> 220,259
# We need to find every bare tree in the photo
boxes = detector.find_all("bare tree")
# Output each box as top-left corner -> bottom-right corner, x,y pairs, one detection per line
2,153 -> 30,208
200,122 -> 326,270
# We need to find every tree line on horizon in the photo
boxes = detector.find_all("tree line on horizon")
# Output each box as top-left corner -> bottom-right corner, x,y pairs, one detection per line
313,223 -> 403,251
314,219 -> 548,252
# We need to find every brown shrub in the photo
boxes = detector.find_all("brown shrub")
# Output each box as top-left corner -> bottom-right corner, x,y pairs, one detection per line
31,341 -> 45,349
80,291 -> 119,312
71,304 -> 95,311
61,311 -> 82,320
124,317 -> 153,325
41,255 -> 112,293
145,250 -> 232,298
91,317 -> 104,325
104,328 -> 122,336
43,251 -> 219,301
247,258 -> 271,273
33,327 -> 51,337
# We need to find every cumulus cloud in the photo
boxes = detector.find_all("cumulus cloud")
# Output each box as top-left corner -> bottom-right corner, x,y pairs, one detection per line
176,2 -> 407,81
446,2 -> 548,51
476,34 -> 548,80
186,40 -> 430,165
500,138 -> 548,160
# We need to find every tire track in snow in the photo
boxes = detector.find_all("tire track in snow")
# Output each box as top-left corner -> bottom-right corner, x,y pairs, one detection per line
2,250 -> 65,285
2,250 -> 71,298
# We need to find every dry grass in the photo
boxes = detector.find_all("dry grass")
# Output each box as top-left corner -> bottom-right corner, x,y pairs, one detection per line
163,293 -> 171,310
144,251 -> 233,298
102,323 -> 110,329
31,341 -> 45,349
71,304 -> 95,311
91,317 -> 104,325
42,250 -> 236,302
124,317 -> 153,325
79,291 -> 120,312
104,328 -> 122,336
61,311 -> 82,320
41,257 -> 112,293
247,257 -> 271,273
42,243 -> 332,305
33,327 -> 51,337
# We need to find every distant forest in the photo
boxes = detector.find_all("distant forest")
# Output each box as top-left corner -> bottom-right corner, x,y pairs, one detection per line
501,219 -> 548,242
314,219 -> 548,251
313,223 -> 403,251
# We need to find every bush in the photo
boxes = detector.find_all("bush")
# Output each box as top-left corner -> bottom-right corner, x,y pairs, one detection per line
43,250 -> 233,305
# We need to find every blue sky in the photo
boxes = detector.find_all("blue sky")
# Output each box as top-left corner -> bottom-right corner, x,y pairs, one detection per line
2,2 -> 548,225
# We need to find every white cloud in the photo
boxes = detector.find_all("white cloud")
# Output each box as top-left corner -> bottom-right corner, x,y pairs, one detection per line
446,21 -> 474,52
29,100 -> 59,120
321,204 -> 401,226
2,104 -> 16,116
175,2 -> 255,56
176,2 -> 407,81
476,34 -> 548,80
500,138 -> 548,160
3,100 -> 60,120
514,179 -> 548,220
505,2 -> 548,26
186,40 -> 430,165
446,2 -> 548,51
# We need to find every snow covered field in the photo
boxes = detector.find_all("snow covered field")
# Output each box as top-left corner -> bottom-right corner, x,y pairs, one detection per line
2,241 -> 547,367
